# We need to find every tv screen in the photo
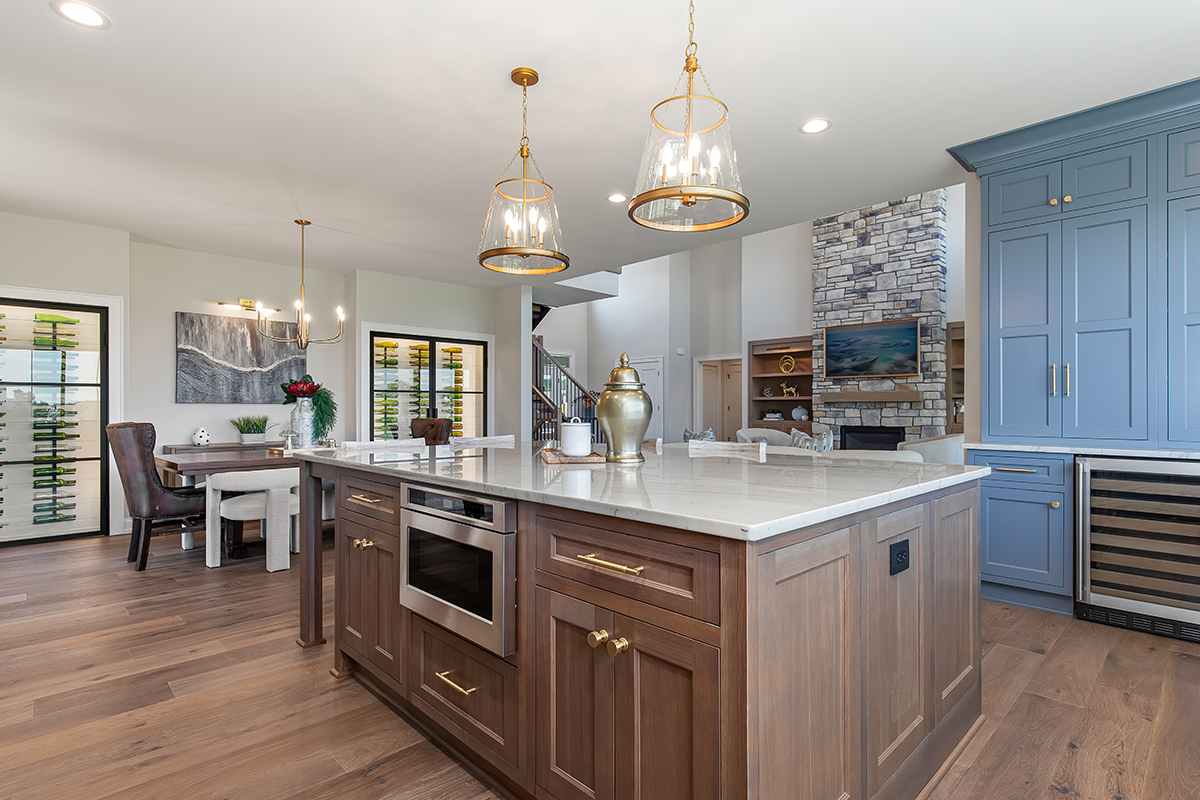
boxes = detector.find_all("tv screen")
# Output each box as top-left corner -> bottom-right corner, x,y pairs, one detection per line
824,318 -> 920,379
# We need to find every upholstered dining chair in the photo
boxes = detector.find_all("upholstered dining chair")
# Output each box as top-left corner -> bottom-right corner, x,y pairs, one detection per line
107,422 -> 207,571
205,468 -> 299,572
411,418 -> 452,445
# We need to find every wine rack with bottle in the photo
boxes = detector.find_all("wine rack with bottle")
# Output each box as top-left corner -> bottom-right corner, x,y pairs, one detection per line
368,332 -> 487,443
0,303 -> 106,542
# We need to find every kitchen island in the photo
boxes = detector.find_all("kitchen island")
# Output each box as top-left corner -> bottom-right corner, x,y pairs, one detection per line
293,443 -> 988,800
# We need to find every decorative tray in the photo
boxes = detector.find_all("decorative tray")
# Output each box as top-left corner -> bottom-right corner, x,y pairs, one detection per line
540,448 -> 606,464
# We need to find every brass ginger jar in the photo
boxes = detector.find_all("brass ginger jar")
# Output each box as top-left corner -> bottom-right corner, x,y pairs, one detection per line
596,353 -> 652,463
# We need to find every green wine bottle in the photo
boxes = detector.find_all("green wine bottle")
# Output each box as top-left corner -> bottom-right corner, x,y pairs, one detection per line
33,502 -> 75,513
34,478 -> 76,488
32,420 -> 78,429
33,337 -> 78,348
34,313 -> 80,324
34,513 -> 77,524
33,465 -> 76,476
33,432 -> 80,440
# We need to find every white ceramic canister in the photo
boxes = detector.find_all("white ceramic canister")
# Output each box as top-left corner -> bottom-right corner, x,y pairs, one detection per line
560,417 -> 594,457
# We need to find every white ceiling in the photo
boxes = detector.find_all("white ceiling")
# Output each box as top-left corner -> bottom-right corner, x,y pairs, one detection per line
3,1 -> 1200,290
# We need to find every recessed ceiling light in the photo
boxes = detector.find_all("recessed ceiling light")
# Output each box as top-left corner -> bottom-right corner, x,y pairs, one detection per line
50,1 -> 111,29
799,118 -> 832,135
608,194 -> 627,203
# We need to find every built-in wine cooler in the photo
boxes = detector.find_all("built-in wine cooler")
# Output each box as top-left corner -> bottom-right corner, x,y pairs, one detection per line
0,299 -> 108,543
1077,456 -> 1200,642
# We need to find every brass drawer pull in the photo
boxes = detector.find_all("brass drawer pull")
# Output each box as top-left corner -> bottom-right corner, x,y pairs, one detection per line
607,637 -> 630,657
435,670 -> 477,696
994,467 -> 1039,473
577,553 -> 645,576
587,629 -> 610,648
350,494 -> 384,504
353,538 -> 375,549
1051,363 -> 1057,397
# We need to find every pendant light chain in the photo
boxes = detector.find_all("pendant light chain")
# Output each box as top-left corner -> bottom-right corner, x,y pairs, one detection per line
687,0 -> 696,56
521,81 -> 529,147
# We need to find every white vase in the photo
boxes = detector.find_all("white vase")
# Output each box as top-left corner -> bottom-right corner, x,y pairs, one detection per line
291,397 -> 316,448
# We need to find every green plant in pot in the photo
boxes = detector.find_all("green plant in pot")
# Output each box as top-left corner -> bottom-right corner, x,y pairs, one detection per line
230,415 -> 272,445
282,375 -> 337,448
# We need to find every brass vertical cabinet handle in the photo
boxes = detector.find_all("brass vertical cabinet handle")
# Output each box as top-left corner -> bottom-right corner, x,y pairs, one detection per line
607,637 -> 630,657
1063,195 -> 1073,203
576,553 -> 646,576
1049,198 -> 1059,206
587,629 -> 610,648
1051,363 -> 1057,397
1051,501 -> 1061,509
435,670 -> 477,696
1065,363 -> 1071,397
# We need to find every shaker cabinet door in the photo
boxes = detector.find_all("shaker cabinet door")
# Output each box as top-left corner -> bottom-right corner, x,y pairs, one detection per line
989,163 -> 1063,226
979,485 -> 1070,594
1060,141 -> 1147,212
337,520 -> 371,657
1167,196 -> 1200,442
1061,206 -> 1148,440
987,222 -> 1062,438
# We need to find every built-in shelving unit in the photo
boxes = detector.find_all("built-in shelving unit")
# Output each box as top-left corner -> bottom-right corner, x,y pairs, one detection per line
946,321 -> 964,434
747,335 -> 813,433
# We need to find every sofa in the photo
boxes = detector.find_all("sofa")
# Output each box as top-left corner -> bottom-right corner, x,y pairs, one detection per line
896,432 -> 965,465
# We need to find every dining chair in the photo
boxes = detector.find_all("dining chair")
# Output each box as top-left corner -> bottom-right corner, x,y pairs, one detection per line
411,418 -> 452,445
107,422 -> 207,571
205,468 -> 300,572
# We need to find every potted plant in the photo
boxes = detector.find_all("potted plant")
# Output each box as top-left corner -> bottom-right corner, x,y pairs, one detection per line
282,375 -> 337,448
229,415 -> 272,445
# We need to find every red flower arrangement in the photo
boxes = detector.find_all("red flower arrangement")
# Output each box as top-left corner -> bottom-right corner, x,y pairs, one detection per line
282,375 -> 321,400
281,374 -> 338,441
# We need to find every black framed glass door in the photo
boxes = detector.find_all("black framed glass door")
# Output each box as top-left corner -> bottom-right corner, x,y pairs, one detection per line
370,332 -> 487,440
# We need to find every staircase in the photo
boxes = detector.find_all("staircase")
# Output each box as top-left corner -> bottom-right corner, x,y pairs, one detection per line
532,339 -> 602,446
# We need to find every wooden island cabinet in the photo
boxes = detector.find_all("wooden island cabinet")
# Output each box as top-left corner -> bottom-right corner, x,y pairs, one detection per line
296,447 -> 985,800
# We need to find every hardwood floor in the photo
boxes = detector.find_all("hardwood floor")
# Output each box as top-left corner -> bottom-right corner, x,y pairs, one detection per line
2,534 -> 1197,800
0,534 -> 499,800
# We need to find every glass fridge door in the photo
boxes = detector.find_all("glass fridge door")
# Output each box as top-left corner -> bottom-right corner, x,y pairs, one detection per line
371,335 -> 431,440
434,340 -> 486,438
0,302 -> 106,542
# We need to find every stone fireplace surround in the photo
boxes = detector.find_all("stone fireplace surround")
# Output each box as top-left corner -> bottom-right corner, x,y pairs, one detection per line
811,190 -> 948,446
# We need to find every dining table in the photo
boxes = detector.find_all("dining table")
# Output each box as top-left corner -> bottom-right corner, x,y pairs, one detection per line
154,448 -> 303,566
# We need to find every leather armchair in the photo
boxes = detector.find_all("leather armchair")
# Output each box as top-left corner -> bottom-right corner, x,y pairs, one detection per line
107,422 -> 206,571
411,418 -> 452,445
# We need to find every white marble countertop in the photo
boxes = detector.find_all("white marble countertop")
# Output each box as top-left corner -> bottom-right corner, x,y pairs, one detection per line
963,441 -> 1200,460
295,443 -> 988,541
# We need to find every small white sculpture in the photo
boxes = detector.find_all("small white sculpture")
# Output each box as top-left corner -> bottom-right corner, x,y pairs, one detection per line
191,427 -> 211,446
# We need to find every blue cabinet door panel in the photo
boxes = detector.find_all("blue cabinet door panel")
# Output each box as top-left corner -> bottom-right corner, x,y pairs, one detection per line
979,485 -> 1070,594
1167,126 -> 1200,193
1061,141 -> 1147,212
988,223 -> 1062,437
988,163 -> 1062,226
1061,207 -> 1148,440
1167,196 -> 1200,442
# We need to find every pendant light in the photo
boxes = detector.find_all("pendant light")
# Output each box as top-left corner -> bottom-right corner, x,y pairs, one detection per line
628,0 -> 749,232
257,220 -> 344,350
478,68 -> 569,275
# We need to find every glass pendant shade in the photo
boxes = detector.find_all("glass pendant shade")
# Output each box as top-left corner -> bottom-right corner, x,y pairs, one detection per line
628,4 -> 748,232
479,68 -> 569,275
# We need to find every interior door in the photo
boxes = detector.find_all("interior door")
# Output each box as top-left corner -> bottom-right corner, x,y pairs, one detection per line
722,360 -> 742,442
987,222 -> 1062,438
700,362 -> 720,439
1061,206 -> 1148,440
627,357 -> 663,441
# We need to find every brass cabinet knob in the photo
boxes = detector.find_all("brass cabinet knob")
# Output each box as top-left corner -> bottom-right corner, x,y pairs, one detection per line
1063,195 -> 1073,203
1050,501 -> 1061,509
352,538 -> 363,549
360,539 -> 375,549
1049,198 -> 1059,206
587,629 -> 610,648
607,637 -> 630,657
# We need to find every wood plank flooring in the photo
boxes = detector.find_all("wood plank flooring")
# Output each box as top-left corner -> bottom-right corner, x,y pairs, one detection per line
2,535 -> 1198,800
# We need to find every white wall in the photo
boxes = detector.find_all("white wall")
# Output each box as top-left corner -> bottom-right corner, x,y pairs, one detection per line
494,285 -> 532,441
741,222 -> 813,342
689,239 -> 742,358
535,303 -> 589,389
587,256 -> 672,392
945,183 -> 967,323
128,242 -> 347,448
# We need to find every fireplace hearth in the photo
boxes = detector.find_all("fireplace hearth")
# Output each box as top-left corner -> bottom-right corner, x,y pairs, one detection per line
840,425 -> 906,451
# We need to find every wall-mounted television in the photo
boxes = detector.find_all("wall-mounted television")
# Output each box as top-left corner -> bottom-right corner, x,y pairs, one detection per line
823,318 -> 920,379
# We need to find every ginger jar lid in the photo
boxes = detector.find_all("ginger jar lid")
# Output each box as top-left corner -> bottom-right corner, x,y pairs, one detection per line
605,353 -> 644,388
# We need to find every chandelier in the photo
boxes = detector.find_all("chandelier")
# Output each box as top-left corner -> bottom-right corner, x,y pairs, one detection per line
628,0 -> 749,232
478,67 -> 569,275
257,220 -> 344,349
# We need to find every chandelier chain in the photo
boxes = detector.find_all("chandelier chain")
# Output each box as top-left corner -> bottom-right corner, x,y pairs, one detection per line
686,0 -> 697,57
521,82 -> 529,146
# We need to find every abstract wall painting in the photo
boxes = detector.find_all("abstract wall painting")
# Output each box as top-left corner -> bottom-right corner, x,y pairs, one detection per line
175,312 -> 306,404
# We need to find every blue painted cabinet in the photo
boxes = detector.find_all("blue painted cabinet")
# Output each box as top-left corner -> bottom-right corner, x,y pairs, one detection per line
986,207 -> 1148,440
1167,196 -> 1200,442
968,450 -> 1074,606
1167,126 -> 1200,193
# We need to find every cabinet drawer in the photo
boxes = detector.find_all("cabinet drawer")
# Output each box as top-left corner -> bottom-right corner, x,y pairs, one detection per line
535,514 -> 720,624
409,614 -> 521,769
338,476 -> 400,527
968,451 -> 1068,486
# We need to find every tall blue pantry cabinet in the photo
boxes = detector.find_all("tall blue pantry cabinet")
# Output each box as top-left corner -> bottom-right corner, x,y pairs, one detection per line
950,79 -> 1200,614
0,299 -> 108,543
